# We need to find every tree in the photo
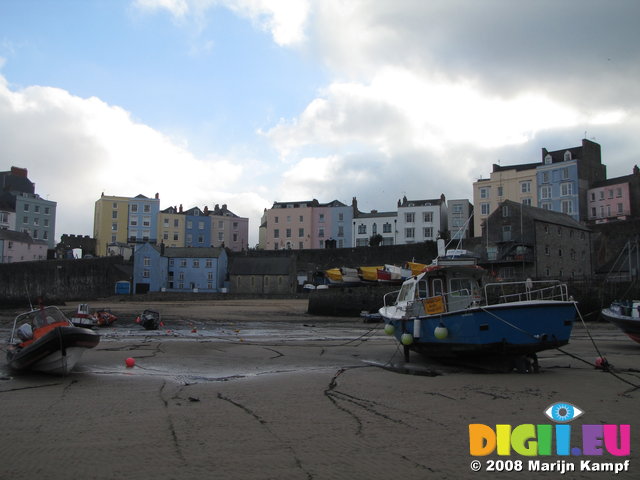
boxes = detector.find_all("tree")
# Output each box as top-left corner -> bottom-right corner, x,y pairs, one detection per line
369,234 -> 383,247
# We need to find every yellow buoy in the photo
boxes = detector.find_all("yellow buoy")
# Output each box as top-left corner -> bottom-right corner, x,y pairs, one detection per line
434,325 -> 448,340
400,333 -> 414,345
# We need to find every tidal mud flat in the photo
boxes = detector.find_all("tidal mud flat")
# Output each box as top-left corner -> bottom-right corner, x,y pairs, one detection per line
0,299 -> 639,479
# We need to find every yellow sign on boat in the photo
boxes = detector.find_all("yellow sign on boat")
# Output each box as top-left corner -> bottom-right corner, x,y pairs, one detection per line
424,296 -> 445,314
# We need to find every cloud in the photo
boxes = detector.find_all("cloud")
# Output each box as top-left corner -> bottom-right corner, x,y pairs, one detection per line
134,0 -> 310,46
0,75 -> 268,242
262,0 -> 639,214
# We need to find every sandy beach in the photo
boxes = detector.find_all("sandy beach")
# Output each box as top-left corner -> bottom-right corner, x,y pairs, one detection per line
1,299 -> 639,479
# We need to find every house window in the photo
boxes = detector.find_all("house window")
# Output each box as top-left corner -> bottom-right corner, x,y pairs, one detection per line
562,167 -> 570,179
274,229 -> 280,238
618,203 -> 624,214
617,188 -> 623,198
541,186 -> 551,199
286,229 -> 291,238
319,214 -> 325,222
521,181 -> 531,193
180,259 -> 187,267
358,224 -> 367,234
481,203 -> 490,215
522,198 -> 532,206
143,269 -> 150,278
318,228 -> 325,238
502,225 -> 511,241
497,186 -> 503,197
423,227 -> 434,238
563,151 -> 572,161
131,204 -> 138,213
542,172 -> 550,183
143,256 -> 151,267
544,154 -> 552,165
480,187 -> 489,199
502,205 -> 510,217
299,228 -> 304,237
545,245 -> 550,255
383,223 -> 392,233
405,212 -> 415,223
405,228 -> 415,238
423,212 -> 433,222
561,200 -> 573,214
193,260 -> 200,268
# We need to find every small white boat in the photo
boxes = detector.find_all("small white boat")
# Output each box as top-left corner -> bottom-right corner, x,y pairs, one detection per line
601,300 -> 640,344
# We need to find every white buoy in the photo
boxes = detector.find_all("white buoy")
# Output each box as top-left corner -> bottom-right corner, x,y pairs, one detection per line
400,333 -> 414,345
434,325 -> 448,340
384,323 -> 395,336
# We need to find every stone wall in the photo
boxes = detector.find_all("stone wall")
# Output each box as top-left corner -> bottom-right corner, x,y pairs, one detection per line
0,256 -> 129,306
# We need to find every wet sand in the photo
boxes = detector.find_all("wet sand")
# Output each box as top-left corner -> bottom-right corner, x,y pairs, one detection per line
1,299 -> 639,479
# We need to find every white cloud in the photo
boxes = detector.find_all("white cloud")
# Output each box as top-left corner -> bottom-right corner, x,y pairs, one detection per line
133,0 -> 190,18
0,76 -> 269,243
133,0 -> 310,46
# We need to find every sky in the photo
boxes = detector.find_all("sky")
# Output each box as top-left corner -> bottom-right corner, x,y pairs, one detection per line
1,0 -> 639,248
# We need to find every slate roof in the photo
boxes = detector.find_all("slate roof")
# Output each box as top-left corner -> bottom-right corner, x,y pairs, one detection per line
0,229 -> 47,244
498,200 -> 589,231
228,256 -> 292,275
154,246 -> 226,258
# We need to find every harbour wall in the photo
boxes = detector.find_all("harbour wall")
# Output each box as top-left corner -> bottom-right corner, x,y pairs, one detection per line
0,256 -> 129,307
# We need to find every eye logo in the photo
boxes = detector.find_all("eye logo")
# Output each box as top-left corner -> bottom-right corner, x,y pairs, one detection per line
544,402 -> 584,423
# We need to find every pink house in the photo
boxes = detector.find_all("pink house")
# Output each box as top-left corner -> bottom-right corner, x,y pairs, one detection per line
0,230 -> 48,263
587,166 -> 640,223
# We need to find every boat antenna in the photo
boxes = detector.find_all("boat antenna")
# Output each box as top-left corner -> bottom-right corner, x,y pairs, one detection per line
444,212 -> 474,256
24,279 -> 33,310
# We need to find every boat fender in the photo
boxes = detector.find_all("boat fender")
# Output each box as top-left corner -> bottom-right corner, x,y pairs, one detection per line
17,323 -> 33,341
434,324 -> 448,340
400,333 -> 414,346
384,323 -> 395,336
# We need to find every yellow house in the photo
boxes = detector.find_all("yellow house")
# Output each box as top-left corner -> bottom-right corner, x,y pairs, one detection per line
93,194 -> 130,256
472,163 -> 538,237
157,206 -> 185,248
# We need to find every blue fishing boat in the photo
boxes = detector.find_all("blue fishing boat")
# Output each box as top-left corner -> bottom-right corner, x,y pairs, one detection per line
378,251 -> 576,369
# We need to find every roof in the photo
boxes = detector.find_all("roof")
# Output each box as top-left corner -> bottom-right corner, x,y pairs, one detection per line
229,256 -> 292,275
492,162 -> 540,173
0,229 -> 47,245
161,246 -> 226,258
499,200 -> 589,231
591,172 -> 640,189
272,199 -> 320,208
354,210 -> 397,219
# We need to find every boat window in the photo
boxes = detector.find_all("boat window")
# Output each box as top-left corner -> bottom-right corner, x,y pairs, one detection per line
397,281 -> 416,303
417,280 -> 428,299
450,278 -> 474,295
432,278 -> 444,296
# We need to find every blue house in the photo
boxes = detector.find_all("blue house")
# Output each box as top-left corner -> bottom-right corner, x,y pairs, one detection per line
133,243 -> 228,293
128,194 -> 160,245
184,206 -> 212,247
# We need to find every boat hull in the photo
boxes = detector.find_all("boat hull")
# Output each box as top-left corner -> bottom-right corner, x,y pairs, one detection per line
601,308 -> 640,344
6,326 -> 100,374
382,301 -> 576,357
